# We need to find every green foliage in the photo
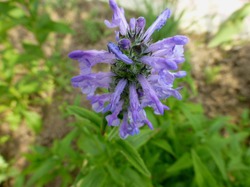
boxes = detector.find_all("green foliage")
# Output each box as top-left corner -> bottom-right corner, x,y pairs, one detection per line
16,105 -> 153,187
0,155 -> 10,183
0,0 -> 73,131
1,1 -> 250,187
17,89 -> 250,187
0,1 -> 73,184
0,155 -> 17,184
208,3 -> 250,47
83,20 -> 105,43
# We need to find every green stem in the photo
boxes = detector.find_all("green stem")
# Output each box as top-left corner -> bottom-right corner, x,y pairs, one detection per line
101,114 -> 108,136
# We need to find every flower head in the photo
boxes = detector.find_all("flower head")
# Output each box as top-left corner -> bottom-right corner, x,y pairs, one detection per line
69,0 -> 189,139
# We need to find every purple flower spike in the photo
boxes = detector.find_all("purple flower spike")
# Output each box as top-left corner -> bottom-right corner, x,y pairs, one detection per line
107,42 -> 133,64
143,8 -> 171,42
104,0 -> 129,35
69,0 -> 188,139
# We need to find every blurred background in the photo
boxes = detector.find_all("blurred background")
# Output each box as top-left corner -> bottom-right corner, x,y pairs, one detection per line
0,0 -> 250,186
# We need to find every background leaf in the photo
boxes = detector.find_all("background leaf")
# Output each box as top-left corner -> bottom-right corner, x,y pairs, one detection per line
116,140 -> 151,177
67,105 -> 101,127
192,149 -> 218,187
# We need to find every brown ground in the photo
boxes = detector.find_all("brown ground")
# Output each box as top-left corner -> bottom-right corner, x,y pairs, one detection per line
189,39 -> 250,119
0,1 -> 250,186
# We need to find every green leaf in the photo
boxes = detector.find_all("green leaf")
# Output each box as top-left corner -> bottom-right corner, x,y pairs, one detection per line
78,134 -> 105,156
123,168 -> 152,187
79,168 -> 107,187
152,139 -> 175,157
116,140 -> 151,177
240,109 -> 250,126
205,145 -> 227,180
208,116 -> 229,135
228,157 -> 250,171
0,155 -> 9,183
0,2 -> 15,15
166,153 -> 192,174
107,127 -> 119,141
26,158 -> 58,187
180,103 -> 204,131
51,21 -> 73,34
128,129 -> 158,149
67,105 -> 101,127
192,149 -> 218,187
106,165 -> 125,186
17,81 -> 40,95
23,111 -> 42,133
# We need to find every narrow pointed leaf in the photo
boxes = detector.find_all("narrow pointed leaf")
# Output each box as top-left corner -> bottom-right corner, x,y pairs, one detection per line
152,139 -> 175,157
166,153 -> 192,174
116,140 -> 151,177
67,105 -> 101,126
192,149 -> 218,187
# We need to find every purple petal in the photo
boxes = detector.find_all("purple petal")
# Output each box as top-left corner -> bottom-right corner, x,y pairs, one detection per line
129,84 -> 140,110
68,50 -> 115,63
119,112 -> 139,139
138,75 -> 168,114
105,0 -> 129,35
107,42 -> 133,64
158,70 -> 175,85
140,56 -> 178,71
88,94 -> 111,113
146,35 -> 189,53
174,71 -> 186,78
107,79 -> 127,112
106,100 -> 123,126
68,50 -> 84,59
173,45 -> 184,60
115,31 -> 120,41
119,112 -> 129,139
148,77 -> 183,100
143,9 -> 171,42
129,84 -> 153,129
68,50 -> 116,74
129,18 -> 136,32
151,45 -> 186,65
173,35 -> 189,45
71,72 -> 114,96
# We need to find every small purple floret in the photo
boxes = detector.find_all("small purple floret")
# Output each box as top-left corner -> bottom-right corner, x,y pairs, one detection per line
118,39 -> 131,50
107,42 -> 133,64
143,8 -> 171,42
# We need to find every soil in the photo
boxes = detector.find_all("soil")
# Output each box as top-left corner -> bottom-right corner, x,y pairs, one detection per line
189,38 -> 250,120
0,1 -> 250,187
